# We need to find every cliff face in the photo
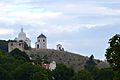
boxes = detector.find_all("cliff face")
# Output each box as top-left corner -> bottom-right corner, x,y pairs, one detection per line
25,48 -> 109,71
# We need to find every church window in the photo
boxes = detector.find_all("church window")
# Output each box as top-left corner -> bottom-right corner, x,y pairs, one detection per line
11,43 -> 13,46
37,44 -> 39,48
43,39 -> 45,42
43,43 -> 45,46
19,43 -> 21,46
38,40 -> 40,42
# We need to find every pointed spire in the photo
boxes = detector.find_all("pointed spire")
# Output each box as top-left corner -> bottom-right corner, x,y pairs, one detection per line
21,28 -> 23,32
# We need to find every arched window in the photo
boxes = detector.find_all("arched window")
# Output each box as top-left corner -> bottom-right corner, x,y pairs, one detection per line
37,44 -> 39,48
43,39 -> 45,42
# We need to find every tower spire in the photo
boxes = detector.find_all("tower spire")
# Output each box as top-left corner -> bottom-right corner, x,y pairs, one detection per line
21,28 -> 23,32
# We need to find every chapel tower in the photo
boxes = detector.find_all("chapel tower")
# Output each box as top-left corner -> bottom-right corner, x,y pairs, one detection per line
35,34 -> 47,49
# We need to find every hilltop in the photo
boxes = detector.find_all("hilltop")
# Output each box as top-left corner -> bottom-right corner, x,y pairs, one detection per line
0,40 -> 109,71
25,48 -> 109,71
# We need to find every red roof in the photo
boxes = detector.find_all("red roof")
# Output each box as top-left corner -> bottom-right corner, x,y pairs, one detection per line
42,64 -> 50,69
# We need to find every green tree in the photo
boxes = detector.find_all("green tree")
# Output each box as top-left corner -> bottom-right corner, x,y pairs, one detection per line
13,63 -> 49,80
0,40 -> 8,52
105,34 -> 120,71
84,55 -> 100,79
9,48 -> 30,62
0,51 -> 16,72
84,55 -> 97,71
0,67 -> 13,80
31,54 -> 49,65
114,71 -> 120,80
105,34 -> 120,80
52,64 -> 74,80
31,72 -> 49,80
95,68 -> 114,80
72,70 -> 93,80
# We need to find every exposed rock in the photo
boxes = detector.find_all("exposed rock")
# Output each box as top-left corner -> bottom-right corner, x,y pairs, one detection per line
25,48 -> 109,71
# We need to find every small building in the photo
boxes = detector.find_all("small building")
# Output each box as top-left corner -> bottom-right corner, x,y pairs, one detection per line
42,64 -> 50,69
49,61 -> 56,71
15,28 -> 31,47
57,44 -> 64,51
42,61 -> 56,71
35,34 -> 47,49
8,41 -> 24,52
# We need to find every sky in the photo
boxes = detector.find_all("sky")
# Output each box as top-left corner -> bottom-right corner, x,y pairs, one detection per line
0,0 -> 120,60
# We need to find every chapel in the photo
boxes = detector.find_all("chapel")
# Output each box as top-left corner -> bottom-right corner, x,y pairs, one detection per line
15,28 -> 31,47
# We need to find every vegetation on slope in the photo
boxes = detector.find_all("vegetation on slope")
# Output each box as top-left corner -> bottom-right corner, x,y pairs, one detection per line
0,48 -> 115,80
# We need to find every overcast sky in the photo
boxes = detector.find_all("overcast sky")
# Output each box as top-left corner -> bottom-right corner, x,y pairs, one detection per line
0,0 -> 120,60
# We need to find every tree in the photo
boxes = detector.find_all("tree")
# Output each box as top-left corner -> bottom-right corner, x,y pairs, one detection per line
84,55 -> 99,79
31,72 -> 49,80
114,71 -> 120,80
95,68 -> 114,80
0,67 -> 13,80
105,34 -> 120,80
9,48 -> 30,62
84,54 -> 97,71
52,64 -> 74,80
105,34 -> 120,71
13,63 -> 49,80
31,54 -> 49,65
72,70 -> 93,80
0,40 -> 8,52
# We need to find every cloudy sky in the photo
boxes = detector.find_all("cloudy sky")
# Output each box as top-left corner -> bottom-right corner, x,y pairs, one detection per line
0,0 -> 120,60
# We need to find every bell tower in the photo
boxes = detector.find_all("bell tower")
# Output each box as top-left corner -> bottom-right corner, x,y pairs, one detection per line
35,34 -> 47,49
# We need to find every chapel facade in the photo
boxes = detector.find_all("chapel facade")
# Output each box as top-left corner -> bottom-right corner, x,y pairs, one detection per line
35,34 -> 47,49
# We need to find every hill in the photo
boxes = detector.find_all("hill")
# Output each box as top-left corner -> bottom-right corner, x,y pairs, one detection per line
25,48 -> 109,71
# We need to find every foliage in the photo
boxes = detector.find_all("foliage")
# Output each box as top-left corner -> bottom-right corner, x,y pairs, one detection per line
0,50 -> 50,80
31,72 -> 49,80
95,68 -> 114,80
84,54 -> 97,72
105,34 -> 120,80
0,66 -> 13,80
30,54 -> 49,65
13,63 -> 49,80
114,71 -> 120,80
105,34 -> 120,71
72,70 -> 93,80
52,64 -> 74,80
9,48 -> 30,62
0,45 -> 116,80
0,40 -> 8,52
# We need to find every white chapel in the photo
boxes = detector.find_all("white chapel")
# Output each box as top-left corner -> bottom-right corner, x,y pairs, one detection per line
15,28 -> 31,47
35,34 -> 47,49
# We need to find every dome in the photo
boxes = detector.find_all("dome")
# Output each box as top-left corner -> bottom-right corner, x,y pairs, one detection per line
18,28 -> 26,40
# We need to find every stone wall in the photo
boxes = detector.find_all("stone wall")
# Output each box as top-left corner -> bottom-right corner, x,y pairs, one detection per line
8,42 -> 24,52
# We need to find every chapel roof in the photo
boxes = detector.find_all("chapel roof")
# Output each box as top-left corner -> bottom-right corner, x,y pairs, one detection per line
37,34 -> 46,38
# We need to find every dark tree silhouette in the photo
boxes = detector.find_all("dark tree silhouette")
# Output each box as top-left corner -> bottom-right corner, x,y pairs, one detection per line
105,34 -> 120,71
9,48 -> 30,62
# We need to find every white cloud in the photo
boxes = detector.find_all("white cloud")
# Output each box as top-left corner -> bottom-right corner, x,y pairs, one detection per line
0,28 -> 14,35
0,1 -> 119,28
60,4 -> 120,16
0,3 -> 63,25
41,23 -> 106,35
